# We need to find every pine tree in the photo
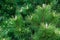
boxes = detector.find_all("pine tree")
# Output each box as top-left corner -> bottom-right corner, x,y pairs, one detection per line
0,0 -> 60,40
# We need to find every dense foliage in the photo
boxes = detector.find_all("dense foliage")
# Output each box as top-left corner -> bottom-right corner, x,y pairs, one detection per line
0,0 -> 60,40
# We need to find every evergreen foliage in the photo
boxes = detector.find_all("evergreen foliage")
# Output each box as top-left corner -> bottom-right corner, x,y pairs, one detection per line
0,0 -> 60,40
